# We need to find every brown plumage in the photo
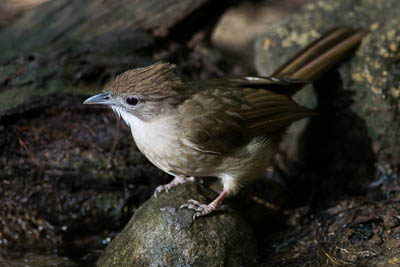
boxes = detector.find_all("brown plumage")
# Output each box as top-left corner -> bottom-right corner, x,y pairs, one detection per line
112,62 -> 181,96
84,27 -> 367,220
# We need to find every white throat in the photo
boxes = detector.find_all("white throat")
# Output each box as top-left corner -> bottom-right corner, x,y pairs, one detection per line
112,106 -> 145,132
111,106 -> 179,161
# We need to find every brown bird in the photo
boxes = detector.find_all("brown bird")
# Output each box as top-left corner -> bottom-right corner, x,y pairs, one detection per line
84,27 -> 366,220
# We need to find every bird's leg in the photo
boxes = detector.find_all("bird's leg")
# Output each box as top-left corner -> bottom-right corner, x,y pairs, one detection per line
180,189 -> 228,220
154,176 -> 195,197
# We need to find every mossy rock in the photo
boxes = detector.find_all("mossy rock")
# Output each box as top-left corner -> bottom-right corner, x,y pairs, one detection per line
97,182 -> 257,266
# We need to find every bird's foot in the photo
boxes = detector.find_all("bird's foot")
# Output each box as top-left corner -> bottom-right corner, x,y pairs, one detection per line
154,176 -> 195,197
180,189 -> 228,220
180,199 -> 217,220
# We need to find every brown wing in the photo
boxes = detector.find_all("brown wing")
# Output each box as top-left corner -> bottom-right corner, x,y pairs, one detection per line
240,86 -> 315,137
224,76 -> 315,137
177,82 -> 247,155
177,77 -> 314,155
179,110 -> 246,155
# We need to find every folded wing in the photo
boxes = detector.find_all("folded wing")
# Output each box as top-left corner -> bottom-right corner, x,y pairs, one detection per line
178,77 -> 314,155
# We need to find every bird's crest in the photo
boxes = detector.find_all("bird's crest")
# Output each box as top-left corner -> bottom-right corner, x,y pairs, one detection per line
111,62 -> 182,98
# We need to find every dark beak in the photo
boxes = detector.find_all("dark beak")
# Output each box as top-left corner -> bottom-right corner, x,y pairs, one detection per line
83,92 -> 115,105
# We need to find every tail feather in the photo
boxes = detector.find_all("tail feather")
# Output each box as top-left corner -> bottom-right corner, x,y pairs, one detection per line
272,27 -> 367,94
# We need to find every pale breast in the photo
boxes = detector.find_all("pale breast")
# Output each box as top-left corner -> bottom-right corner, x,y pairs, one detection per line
114,108 -> 192,175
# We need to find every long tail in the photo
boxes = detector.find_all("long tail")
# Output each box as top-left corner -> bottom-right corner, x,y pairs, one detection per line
272,27 -> 367,94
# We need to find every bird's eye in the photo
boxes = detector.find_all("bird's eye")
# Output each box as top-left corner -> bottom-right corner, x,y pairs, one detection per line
126,97 -> 139,106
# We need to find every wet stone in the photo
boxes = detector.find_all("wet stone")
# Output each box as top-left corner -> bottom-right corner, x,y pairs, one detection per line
97,182 -> 257,266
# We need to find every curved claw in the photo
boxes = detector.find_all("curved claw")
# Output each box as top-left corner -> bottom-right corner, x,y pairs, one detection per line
193,212 -> 203,221
179,203 -> 189,209
180,199 -> 217,220
153,185 -> 169,198
179,202 -> 202,212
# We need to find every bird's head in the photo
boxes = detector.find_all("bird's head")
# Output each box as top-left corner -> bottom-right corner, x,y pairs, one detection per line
83,62 -> 184,122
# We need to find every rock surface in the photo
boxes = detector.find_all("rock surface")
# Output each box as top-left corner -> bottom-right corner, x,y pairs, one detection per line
211,0 -> 311,68
97,182 -> 257,266
254,0 -> 400,167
